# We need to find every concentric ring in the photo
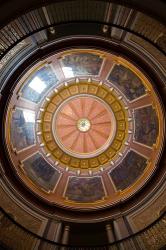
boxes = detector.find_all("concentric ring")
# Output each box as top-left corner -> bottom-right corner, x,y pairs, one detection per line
40,81 -> 129,169
4,48 -> 164,210
53,95 -> 116,158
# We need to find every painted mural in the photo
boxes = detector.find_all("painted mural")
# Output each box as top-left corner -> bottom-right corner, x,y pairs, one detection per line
108,64 -> 146,101
21,65 -> 58,103
65,177 -> 105,202
134,106 -> 159,147
23,153 -> 60,191
110,151 -> 147,190
61,52 -> 103,76
10,108 -> 35,151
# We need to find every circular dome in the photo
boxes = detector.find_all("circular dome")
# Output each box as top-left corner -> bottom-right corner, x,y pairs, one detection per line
53,95 -> 116,157
39,79 -> 128,171
5,48 -> 164,210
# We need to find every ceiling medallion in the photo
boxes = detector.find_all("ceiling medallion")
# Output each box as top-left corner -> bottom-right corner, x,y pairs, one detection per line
53,95 -> 116,158
39,80 -> 129,170
77,118 -> 91,132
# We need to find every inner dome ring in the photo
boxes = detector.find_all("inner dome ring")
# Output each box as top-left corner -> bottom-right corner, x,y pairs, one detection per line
52,94 -> 117,158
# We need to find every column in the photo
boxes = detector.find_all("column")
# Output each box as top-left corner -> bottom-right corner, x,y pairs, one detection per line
38,220 -> 62,250
54,222 -> 62,243
113,217 -> 139,250
61,225 -> 70,249
106,223 -> 115,243
113,217 -> 129,240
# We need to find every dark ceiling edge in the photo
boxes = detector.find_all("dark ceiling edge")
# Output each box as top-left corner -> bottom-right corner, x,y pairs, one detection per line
0,36 -> 166,223
0,0 -> 166,30
0,205 -> 165,248
0,21 -> 165,61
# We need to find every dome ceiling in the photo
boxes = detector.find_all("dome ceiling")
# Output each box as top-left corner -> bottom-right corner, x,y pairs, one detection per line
5,49 -> 164,210
40,81 -> 128,169
53,95 -> 116,157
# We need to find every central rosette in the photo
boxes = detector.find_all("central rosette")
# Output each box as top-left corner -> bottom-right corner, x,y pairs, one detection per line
77,118 -> 91,132
53,95 -> 116,158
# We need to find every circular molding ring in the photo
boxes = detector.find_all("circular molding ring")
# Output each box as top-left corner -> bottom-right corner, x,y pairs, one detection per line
39,80 -> 129,170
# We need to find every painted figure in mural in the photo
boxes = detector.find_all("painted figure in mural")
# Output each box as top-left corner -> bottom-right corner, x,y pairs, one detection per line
21,66 -> 58,103
108,64 -> 146,101
61,53 -> 103,76
134,106 -> 159,147
66,177 -> 105,202
11,109 -> 35,151
23,154 -> 60,191
110,151 -> 147,190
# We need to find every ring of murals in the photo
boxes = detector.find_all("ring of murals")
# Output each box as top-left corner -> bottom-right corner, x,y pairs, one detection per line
5,49 -> 164,210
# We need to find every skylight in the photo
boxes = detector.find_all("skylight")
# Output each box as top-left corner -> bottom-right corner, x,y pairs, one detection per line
62,67 -> 74,78
29,76 -> 46,93
23,110 -> 35,123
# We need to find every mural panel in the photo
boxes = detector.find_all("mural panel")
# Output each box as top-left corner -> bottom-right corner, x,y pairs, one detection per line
134,106 -> 159,147
110,151 -> 147,190
21,65 -> 58,103
10,108 -> 35,151
108,64 -> 146,101
23,153 -> 60,191
61,52 -> 103,76
65,177 -> 105,202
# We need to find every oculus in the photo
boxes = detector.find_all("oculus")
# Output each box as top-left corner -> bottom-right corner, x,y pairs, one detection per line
77,118 -> 91,132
